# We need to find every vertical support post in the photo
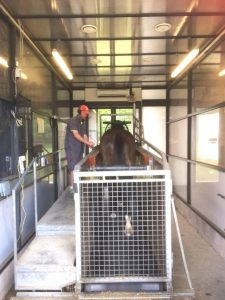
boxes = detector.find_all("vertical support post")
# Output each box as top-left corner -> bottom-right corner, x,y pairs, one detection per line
51,73 -> 59,199
12,189 -> 18,288
52,117 -> 59,198
33,159 -> 38,233
8,24 -> 18,174
58,150 -> 63,196
165,171 -> 172,282
74,170 -> 81,290
69,90 -> 73,118
133,102 -> 136,137
187,72 -> 192,205
166,89 -> 170,157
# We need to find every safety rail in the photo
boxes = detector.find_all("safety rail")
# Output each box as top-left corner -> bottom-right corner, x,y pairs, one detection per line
11,150 -> 64,283
133,114 -> 144,142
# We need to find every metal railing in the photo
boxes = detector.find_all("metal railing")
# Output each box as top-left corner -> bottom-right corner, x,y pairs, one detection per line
11,150 -> 64,282
133,114 -> 169,170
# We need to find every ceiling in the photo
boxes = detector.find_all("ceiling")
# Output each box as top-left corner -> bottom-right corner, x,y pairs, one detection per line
1,0 -> 225,91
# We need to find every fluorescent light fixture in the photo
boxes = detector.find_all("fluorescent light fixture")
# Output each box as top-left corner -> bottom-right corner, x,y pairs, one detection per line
218,69 -> 225,77
171,48 -> 199,78
0,56 -> 9,68
52,49 -> 73,80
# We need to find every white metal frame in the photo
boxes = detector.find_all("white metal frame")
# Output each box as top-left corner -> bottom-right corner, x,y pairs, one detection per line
74,169 -> 172,288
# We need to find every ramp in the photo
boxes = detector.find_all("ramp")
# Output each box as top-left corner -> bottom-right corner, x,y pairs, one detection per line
37,188 -> 75,236
15,188 -> 76,291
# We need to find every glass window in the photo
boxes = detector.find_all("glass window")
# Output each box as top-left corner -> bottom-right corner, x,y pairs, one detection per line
169,119 -> 187,158
192,110 -> 219,165
192,44 -> 225,112
58,121 -> 67,158
169,84 -> 188,120
169,156 -> 187,202
16,40 -> 52,111
0,97 -> 32,179
97,108 -> 134,144
115,108 -> 133,133
58,108 -> 70,118
192,108 -> 225,168
57,90 -> 69,101
32,112 -> 52,155
97,108 -> 111,143
0,100 -> 13,178
191,164 -> 225,232
0,18 -> 9,98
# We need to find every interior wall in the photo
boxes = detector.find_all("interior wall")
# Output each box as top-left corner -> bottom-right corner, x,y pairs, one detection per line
168,45 -> 225,256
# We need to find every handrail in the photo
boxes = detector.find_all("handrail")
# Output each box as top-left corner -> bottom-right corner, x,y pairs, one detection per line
133,114 -> 144,141
11,149 -> 64,287
12,157 -> 36,279
140,136 -> 169,170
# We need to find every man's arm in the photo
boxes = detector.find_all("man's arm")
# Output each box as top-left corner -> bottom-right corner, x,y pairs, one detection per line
72,130 -> 94,148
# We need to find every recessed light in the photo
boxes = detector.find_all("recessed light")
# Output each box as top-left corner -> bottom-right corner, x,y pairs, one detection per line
154,23 -> 172,32
81,24 -> 97,34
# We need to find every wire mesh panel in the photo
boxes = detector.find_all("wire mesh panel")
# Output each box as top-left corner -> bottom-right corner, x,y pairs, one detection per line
75,170 -> 172,284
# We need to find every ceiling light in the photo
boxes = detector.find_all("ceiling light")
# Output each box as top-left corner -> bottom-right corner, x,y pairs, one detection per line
218,69 -> 225,77
0,56 -> 9,68
52,49 -> 73,80
171,48 -> 199,78
81,25 -> 97,34
154,23 -> 172,32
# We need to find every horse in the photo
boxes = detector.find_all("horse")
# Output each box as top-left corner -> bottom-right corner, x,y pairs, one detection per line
98,120 -> 136,167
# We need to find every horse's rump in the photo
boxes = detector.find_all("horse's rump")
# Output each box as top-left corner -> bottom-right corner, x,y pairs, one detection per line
99,127 -> 136,166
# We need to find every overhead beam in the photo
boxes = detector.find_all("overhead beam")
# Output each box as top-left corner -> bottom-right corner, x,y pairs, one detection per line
33,35 -> 215,42
14,12 -> 225,19
57,51 -> 188,57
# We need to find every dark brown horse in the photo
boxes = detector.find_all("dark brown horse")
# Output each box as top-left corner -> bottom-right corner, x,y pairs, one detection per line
99,121 -> 136,166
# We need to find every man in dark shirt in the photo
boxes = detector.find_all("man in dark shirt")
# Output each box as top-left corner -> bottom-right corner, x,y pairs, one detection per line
65,105 -> 94,190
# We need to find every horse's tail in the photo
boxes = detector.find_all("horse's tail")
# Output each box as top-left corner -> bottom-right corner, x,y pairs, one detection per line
114,131 -> 136,166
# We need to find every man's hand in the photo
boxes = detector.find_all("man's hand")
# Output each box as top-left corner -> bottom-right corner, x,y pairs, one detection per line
88,140 -> 95,148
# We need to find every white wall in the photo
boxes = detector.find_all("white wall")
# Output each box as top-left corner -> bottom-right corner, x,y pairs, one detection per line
142,107 -> 166,152
88,110 -> 97,145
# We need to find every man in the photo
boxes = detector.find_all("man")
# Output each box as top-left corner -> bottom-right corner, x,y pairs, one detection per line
65,105 -> 94,190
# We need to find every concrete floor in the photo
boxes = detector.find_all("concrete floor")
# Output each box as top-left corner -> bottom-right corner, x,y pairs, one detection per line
6,209 -> 225,300
172,209 -> 225,300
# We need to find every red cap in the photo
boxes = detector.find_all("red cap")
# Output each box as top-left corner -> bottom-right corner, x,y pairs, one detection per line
79,105 -> 89,112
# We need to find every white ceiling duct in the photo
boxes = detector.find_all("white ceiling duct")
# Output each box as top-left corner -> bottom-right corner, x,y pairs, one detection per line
85,88 -> 142,102
97,89 -> 130,97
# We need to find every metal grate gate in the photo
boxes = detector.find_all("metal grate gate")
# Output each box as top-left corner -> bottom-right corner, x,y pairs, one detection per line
75,170 -> 172,286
